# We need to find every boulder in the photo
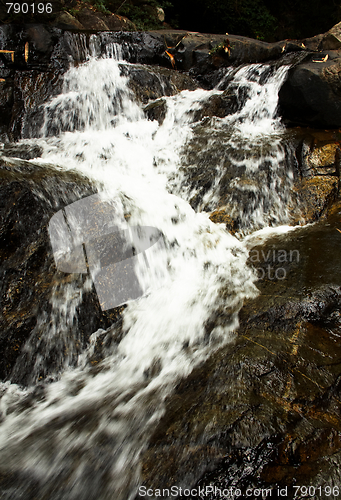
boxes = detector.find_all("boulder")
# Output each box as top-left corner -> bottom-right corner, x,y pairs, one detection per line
0,156 -> 123,384
140,278 -> 341,492
71,7 -> 135,32
144,98 -> 167,125
54,11 -> 85,30
147,31 -> 305,73
279,54 -> 341,128
293,175 -> 338,223
139,200 -> 341,490
319,21 -> 341,51
1,143 -> 43,160
126,63 -> 198,104
104,13 -> 136,31
76,7 -> 110,31
191,88 -> 242,121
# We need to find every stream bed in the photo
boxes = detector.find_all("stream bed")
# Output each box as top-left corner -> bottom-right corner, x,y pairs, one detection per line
0,34 -> 340,500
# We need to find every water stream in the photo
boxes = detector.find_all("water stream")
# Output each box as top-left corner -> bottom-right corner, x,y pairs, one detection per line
0,40 -> 297,499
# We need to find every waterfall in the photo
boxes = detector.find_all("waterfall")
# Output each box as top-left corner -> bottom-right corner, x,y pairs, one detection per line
0,42 -> 294,499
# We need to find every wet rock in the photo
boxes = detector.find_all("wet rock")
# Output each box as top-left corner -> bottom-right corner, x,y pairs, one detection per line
105,30 -> 306,74
278,54 -> 341,128
144,99 -> 167,125
307,143 -> 338,172
1,143 -> 43,160
126,65 -> 176,104
208,208 -> 239,234
139,219 -> 341,493
126,64 -> 198,104
155,32 -> 303,73
288,131 -> 341,223
192,89 -> 241,121
202,129 -> 340,233
0,80 -> 13,138
293,176 -> 338,223
10,70 -> 64,140
0,157 -> 122,384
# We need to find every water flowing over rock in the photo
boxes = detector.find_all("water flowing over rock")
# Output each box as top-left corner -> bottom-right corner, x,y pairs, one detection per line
0,24 -> 340,500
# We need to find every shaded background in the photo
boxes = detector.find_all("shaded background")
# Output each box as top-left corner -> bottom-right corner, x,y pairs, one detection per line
0,0 -> 340,41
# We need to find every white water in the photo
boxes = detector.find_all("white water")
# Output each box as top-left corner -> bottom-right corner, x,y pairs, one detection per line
172,63 -> 294,232
0,46 -> 294,499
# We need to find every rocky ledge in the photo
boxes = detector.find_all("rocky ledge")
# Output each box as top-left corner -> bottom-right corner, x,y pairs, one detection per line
0,155 -> 125,384
139,210 -> 341,495
1,21 -> 341,133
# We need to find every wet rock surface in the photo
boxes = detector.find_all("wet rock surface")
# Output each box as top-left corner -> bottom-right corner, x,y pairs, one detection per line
200,128 -> 341,234
1,22 -> 341,136
279,53 -> 341,128
0,21 -> 341,498
0,156 -> 123,384
126,63 -> 198,104
138,208 -> 341,496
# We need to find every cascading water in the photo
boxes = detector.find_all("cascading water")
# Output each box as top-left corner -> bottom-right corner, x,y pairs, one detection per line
0,40 -> 296,499
175,63 -> 295,233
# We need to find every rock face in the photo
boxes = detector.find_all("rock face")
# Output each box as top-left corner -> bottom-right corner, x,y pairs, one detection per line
304,21 -> 341,51
279,22 -> 341,128
181,124 -> 340,234
3,22 -> 341,132
279,54 -> 341,128
0,155 -> 123,384
0,20 -> 341,498
139,218 -> 341,494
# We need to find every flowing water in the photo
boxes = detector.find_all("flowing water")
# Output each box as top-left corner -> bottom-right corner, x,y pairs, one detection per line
0,39 -> 296,499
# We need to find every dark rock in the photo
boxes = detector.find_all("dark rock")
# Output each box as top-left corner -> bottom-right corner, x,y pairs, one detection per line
126,63 -> 198,104
279,55 -> 341,128
25,25 -> 56,55
0,157 -> 122,384
104,13 -> 136,31
106,30 -> 307,73
76,7 -> 110,31
302,33 -> 325,52
126,65 -> 176,104
54,11 -> 85,30
192,89 -> 241,121
319,21 -> 341,51
144,98 -> 167,125
139,221 -> 341,492
0,80 -> 13,135
2,142 -> 43,160
9,69 -> 64,140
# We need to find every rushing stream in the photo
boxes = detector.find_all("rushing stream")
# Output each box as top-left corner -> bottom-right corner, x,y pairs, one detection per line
0,38 -> 300,499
